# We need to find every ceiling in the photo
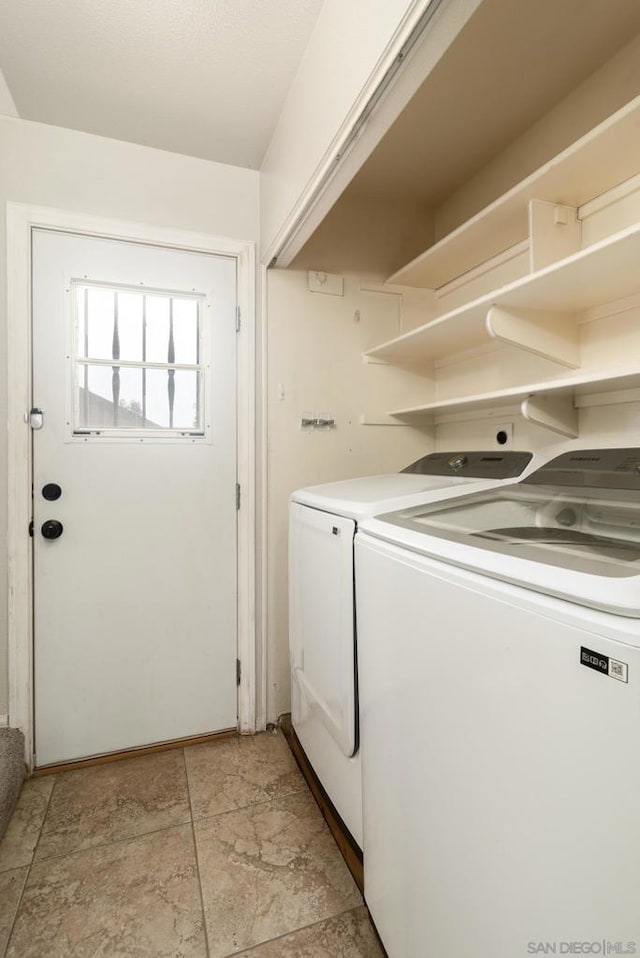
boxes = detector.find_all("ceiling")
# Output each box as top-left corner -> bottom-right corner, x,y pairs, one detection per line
0,0 -> 323,168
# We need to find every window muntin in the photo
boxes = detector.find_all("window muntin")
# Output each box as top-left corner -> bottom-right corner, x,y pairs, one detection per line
72,282 -> 206,437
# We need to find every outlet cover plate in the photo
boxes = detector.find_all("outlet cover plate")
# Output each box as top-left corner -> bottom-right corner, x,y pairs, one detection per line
308,270 -> 344,296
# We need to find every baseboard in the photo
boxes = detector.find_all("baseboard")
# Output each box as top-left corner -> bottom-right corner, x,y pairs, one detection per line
279,713 -> 364,893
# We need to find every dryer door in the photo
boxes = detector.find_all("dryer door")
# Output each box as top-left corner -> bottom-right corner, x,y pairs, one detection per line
289,502 -> 357,757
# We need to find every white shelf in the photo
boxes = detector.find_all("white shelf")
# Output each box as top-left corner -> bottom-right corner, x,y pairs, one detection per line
387,94 -> 640,290
388,365 -> 640,438
365,223 -> 640,366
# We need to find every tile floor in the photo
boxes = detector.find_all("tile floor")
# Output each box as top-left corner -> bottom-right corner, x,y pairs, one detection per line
0,730 -> 383,957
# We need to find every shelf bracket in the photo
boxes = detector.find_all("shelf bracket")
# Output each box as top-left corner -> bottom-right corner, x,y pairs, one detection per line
486,305 -> 580,368
528,199 -> 581,271
520,393 -> 578,438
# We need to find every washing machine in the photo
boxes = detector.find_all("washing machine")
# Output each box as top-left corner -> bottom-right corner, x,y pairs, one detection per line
356,447 -> 640,957
289,449 -> 534,848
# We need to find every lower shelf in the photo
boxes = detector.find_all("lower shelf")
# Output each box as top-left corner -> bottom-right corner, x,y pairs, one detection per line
388,364 -> 640,437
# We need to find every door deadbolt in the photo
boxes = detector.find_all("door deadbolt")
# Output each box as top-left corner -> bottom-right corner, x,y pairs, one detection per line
41,520 -> 63,540
42,483 -> 62,501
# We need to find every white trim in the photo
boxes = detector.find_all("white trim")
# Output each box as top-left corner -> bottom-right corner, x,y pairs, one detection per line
0,714 -> 9,727
236,238 -> 257,734
257,263 -> 269,730
6,202 -> 257,764
6,203 -> 32,762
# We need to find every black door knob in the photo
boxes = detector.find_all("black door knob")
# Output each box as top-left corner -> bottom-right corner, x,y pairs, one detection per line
41,519 -> 63,540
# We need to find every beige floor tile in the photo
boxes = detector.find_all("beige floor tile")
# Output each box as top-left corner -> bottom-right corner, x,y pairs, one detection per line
237,907 -> 384,957
35,749 -> 190,861
195,790 -> 362,958
185,731 -> 304,820
7,824 -> 206,958
0,778 -> 55,872
0,868 -> 28,958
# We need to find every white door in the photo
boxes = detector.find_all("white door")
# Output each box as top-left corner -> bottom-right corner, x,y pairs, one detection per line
32,229 -> 239,767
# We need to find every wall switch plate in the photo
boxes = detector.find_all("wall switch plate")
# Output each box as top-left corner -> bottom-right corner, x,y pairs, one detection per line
308,270 -> 344,296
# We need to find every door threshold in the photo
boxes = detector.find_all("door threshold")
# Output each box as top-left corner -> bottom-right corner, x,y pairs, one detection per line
32,727 -> 238,776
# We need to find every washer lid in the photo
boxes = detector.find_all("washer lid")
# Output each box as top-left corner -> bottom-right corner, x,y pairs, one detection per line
291,451 -> 534,519
367,448 -> 640,616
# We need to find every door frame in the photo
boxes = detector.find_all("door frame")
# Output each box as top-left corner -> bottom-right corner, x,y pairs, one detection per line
7,202 -> 257,767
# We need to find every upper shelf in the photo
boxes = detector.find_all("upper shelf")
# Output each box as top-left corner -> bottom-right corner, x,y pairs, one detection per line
365,223 -> 640,367
387,94 -> 640,290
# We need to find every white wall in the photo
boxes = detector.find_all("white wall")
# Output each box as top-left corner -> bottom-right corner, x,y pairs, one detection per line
0,116 -> 260,718
266,269 -> 434,720
0,71 -> 18,118
259,0 -> 434,262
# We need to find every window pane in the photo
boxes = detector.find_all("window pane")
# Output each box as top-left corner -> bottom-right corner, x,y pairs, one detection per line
172,299 -> 199,364
117,367 -> 145,427
117,292 -> 143,362
76,287 -> 87,357
86,287 -> 115,360
76,364 -> 144,429
145,368 -> 201,431
145,295 -> 170,363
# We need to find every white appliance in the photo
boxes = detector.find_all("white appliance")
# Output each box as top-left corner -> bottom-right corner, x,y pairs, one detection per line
289,450 -> 534,848
356,447 -> 640,957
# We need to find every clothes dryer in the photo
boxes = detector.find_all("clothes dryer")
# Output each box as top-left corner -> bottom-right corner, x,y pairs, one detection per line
289,450 -> 534,847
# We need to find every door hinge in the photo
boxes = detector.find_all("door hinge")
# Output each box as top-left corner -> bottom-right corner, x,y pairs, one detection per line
236,658 -> 241,686
236,306 -> 241,332
236,483 -> 241,510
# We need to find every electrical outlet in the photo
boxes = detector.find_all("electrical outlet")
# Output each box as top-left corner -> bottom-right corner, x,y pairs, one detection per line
493,422 -> 513,448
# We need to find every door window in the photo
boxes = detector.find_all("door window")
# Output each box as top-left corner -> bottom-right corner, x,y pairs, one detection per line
71,282 -> 207,439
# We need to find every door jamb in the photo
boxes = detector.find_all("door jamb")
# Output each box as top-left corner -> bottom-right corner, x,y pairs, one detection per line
7,202 -> 257,767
